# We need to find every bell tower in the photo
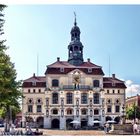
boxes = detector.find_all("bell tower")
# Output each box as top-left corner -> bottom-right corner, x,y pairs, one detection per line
68,13 -> 84,66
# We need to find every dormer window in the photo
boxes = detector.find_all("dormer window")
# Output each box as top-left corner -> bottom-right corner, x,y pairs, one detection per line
88,68 -> 92,73
32,81 -> 36,86
60,67 -> 64,73
112,82 -> 115,86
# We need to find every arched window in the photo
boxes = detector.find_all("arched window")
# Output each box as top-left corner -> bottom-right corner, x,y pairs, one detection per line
74,46 -> 78,51
52,109 -> 58,114
28,98 -> 33,104
52,92 -> 59,104
52,79 -> 59,87
36,98 -> 42,104
81,93 -> 87,104
81,109 -> 87,115
66,93 -> 73,104
107,99 -> 112,104
94,109 -> 99,115
67,108 -> 73,115
115,99 -> 120,104
93,80 -> 100,87
93,93 -> 100,104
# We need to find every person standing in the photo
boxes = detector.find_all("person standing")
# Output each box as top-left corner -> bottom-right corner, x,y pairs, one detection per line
133,122 -> 138,135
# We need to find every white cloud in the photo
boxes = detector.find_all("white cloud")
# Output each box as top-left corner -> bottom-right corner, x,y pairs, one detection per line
125,80 -> 140,97
125,80 -> 133,86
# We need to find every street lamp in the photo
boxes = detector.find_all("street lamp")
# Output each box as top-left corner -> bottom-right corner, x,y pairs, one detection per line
134,104 -> 136,123
122,104 -> 125,124
25,112 -> 30,127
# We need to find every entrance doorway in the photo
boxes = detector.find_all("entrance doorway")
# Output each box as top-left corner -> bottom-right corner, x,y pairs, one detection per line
81,119 -> 87,129
106,116 -> 112,121
36,116 -> 44,128
114,116 -> 120,124
66,119 -> 73,130
51,119 -> 60,129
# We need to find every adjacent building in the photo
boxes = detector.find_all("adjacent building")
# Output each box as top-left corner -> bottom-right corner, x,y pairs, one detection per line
126,94 -> 140,108
22,17 -> 126,129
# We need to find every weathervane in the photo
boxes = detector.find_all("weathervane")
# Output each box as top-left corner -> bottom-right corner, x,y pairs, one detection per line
74,12 -> 77,26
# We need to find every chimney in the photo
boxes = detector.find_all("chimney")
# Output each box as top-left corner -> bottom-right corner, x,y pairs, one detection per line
112,74 -> 115,79
33,73 -> 35,77
57,57 -> 60,62
87,58 -> 90,62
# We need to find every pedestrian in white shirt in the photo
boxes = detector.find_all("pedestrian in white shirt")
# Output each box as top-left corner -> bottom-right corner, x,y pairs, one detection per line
133,123 -> 138,135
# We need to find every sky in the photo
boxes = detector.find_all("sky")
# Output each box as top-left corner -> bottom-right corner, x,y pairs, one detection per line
2,5 -> 140,97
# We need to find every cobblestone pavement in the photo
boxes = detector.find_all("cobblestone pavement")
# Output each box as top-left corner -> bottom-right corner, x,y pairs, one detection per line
40,129 -> 106,136
0,127 -> 106,136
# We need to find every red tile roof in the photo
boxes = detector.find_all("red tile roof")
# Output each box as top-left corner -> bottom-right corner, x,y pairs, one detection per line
47,61 -> 102,68
45,67 -> 104,75
45,61 -> 104,75
103,77 -> 126,88
22,75 -> 46,88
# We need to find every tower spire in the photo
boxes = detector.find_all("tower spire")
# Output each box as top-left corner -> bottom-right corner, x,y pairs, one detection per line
68,13 -> 84,66
74,12 -> 77,26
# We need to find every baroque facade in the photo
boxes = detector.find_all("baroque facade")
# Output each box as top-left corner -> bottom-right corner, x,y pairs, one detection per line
22,17 -> 126,129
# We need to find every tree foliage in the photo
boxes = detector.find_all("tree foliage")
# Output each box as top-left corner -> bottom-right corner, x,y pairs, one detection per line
126,104 -> 140,120
0,5 -> 22,121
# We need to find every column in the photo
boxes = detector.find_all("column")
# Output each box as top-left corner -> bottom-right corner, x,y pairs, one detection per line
44,116 -> 51,128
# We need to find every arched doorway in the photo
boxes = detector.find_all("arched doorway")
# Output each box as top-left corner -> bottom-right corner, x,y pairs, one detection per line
66,119 -> 73,130
114,116 -> 120,124
81,118 -> 88,129
51,119 -> 60,129
106,116 -> 112,122
25,116 -> 34,127
36,116 -> 44,128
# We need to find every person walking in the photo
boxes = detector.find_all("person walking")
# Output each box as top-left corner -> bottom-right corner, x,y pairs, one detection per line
106,123 -> 109,133
133,122 -> 138,135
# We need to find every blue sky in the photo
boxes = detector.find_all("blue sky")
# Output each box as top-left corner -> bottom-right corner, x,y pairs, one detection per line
3,5 -> 140,96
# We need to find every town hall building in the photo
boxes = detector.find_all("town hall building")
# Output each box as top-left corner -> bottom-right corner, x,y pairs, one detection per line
22,16 -> 126,129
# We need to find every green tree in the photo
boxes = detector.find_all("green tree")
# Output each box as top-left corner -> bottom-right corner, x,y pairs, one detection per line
0,5 -> 22,123
126,104 -> 140,120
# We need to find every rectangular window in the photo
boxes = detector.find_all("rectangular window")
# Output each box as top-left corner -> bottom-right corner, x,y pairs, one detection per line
113,90 -> 115,93
93,93 -> 100,104
81,93 -> 87,104
33,89 -> 35,93
28,105 -> 33,113
115,105 -> 120,113
52,79 -> 59,87
67,93 -> 73,104
37,105 -> 42,113
107,90 -> 109,93
52,93 -> 58,104
93,80 -> 100,87
28,89 -> 30,93
38,89 -> 41,93
107,106 -> 112,113
118,90 -> 120,93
